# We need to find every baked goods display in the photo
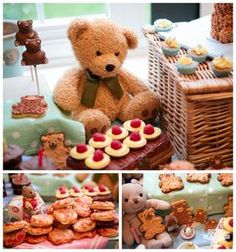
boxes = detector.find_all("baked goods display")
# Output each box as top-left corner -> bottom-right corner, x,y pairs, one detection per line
162,37 -> 180,57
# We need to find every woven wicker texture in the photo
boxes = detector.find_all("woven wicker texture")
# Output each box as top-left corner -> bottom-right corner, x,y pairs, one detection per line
144,31 -> 233,169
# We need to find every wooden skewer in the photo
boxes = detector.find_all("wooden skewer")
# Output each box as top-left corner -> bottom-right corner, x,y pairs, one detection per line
34,65 -> 40,95
30,66 -> 34,81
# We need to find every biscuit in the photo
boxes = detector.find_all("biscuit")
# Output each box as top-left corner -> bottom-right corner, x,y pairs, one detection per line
159,173 -> 184,193
24,234 -> 47,244
91,210 -> 116,222
48,228 -> 74,245
30,214 -> 54,227
3,228 -> 27,248
73,201 -> 91,217
194,208 -> 207,223
73,218 -> 96,233
91,201 -> 115,210
27,225 -> 53,236
97,228 -> 118,237
217,173 -> 233,186
186,173 -> 211,184
138,208 -> 165,240
53,208 -> 77,225
75,195 -> 93,206
205,219 -> 218,230
74,229 -> 96,240
224,195 -> 233,217
51,197 -> 74,210
4,220 -> 28,234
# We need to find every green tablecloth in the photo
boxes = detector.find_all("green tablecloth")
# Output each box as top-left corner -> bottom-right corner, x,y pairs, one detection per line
4,96 -> 85,155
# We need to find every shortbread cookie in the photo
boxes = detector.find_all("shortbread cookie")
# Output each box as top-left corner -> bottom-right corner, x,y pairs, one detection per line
73,218 -> 96,233
4,220 -> 28,234
73,201 -> 91,217
138,208 -> 165,240
217,173 -> 233,186
3,229 -> 26,248
24,234 -> 48,244
97,228 -> 118,237
53,208 -> 77,225
91,210 -> 116,222
30,214 -> 54,227
48,228 -> 74,245
159,174 -> 184,193
205,219 -> 218,230
91,201 -> 115,210
194,208 -> 207,223
51,197 -> 74,210
187,173 -> 211,184
27,225 -> 52,236
224,195 -> 233,217
74,229 -> 96,240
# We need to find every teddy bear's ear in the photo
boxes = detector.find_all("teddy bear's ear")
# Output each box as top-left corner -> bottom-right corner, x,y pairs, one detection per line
123,28 -> 138,49
17,21 -> 22,26
131,179 -> 142,186
28,20 -> 33,25
68,19 -> 89,43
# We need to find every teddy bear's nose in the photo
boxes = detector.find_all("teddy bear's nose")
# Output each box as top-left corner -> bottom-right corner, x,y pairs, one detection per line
133,198 -> 139,204
106,64 -> 115,72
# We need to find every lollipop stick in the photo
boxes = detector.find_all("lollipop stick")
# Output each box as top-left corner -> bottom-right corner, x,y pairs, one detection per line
34,65 -> 40,95
30,66 -> 34,81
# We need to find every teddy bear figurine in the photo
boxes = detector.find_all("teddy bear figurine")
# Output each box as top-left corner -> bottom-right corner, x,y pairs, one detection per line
122,179 -> 172,249
53,18 -> 160,138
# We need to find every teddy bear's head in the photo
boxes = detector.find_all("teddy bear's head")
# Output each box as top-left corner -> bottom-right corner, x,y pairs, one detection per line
17,20 -> 33,33
25,39 -> 41,53
122,179 -> 147,214
22,185 -> 36,198
68,18 -> 138,79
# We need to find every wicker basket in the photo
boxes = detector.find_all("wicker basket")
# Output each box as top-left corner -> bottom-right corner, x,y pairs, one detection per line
144,31 -> 233,169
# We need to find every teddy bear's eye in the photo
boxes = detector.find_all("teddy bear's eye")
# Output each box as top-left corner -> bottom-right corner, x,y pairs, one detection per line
124,198 -> 128,202
96,50 -> 102,56
115,52 -> 120,57
139,193 -> 143,197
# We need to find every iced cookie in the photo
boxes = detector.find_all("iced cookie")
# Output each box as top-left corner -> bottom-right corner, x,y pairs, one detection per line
85,150 -> 111,169
70,144 -> 95,160
217,173 -> 233,187
105,140 -> 129,157
123,132 -> 146,149
106,125 -> 129,140
159,173 -> 184,193
187,173 -> 211,184
140,124 -> 161,140
88,133 -> 111,149
123,118 -> 145,132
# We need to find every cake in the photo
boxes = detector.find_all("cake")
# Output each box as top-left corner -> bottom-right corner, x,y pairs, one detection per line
211,3 -> 233,43
162,37 -> 180,57
188,45 -> 208,63
3,144 -> 24,170
175,56 -> 198,75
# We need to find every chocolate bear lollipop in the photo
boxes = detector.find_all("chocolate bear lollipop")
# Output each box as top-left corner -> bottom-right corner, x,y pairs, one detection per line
15,20 -> 39,46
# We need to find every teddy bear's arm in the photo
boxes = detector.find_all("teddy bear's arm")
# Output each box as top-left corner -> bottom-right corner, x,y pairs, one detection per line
146,199 -> 170,210
53,67 -> 83,112
122,218 -> 134,246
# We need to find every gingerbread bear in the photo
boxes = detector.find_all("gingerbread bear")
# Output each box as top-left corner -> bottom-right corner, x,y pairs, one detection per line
224,195 -> 233,217
195,208 -> 207,223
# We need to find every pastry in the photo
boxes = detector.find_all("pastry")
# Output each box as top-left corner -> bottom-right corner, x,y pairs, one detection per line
154,18 -> 172,32
106,125 -> 129,140
3,228 -> 27,248
19,155 -> 57,170
217,173 -> 233,186
186,173 -> 211,184
205,219 -> 218,230
27,225 -> 53,235
88,132 -> 112,148
73,201 -> 91,217
11,174 -> 31,195
30,214 -> 54,227
56,186 -> 70,199
175,56 -> 198,75
74,229 -> 96,240
12,95 -> 47,118
51,197 -> 74,210
24,234 -> 47,244
211,56 -> 233,77
91,201 -> 115,210
105,140 -> 129,157
123,132 -> 146,149
123,118 -> 145,132
70,144 -> 95,160
3,144 -> 24,170
4,220 -> 28,234
85,150 -> 111,169
97,227 -> 118,237
162,37 -> 180,57
73,218 -> 96,233
159,173 -> 184,193
194,208 -> 207,224
188,45 -> 208,63
140,124 -> 161,140
48,228 -> 74,245
53,208 -> 77,225
91,210 -> 116,222
224,195 -> 233,217
69,186 -> 84,197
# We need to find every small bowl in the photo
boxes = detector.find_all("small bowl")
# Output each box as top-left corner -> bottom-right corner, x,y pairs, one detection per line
162,46 -> 180,57
188,50 -> 208,63
175,61 -> 198,75
177,242 -> 199,249
154,19 -> 172,32
211,63 -> 232,77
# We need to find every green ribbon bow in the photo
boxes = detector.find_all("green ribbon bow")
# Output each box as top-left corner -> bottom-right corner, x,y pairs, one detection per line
81,71 -> 124,108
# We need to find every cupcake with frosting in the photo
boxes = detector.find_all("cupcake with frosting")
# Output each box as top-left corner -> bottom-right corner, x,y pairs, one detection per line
106,125 -> 129,140
105,140 -> 130,157
175,56 -> 198,75
162,37 -> 180,57
211,56 -> 233,77
154,19 -> 172,32
188,45 -> 208,63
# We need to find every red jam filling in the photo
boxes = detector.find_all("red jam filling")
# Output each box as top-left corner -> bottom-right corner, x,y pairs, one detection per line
76,144 -> 88,153
98,184 -> 107,192
218,245 -> 226,249
111,140 -> 122,150
72,186 -> 80,193
88,187 -> 95,193
130,118 -> 141,128
93,133 -> 106,142
130,132 -> 141,142
143,124 -> 155,135
59,187 -> 66,194
112,125 -> 122,135
93,150 -> 104,162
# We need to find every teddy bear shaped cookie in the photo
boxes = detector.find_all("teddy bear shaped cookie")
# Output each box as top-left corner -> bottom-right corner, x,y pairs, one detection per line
53,18 -> 160,139
122,179 -> 172,249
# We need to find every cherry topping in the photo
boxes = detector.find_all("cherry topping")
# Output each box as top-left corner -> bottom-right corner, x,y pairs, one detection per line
59,187 -> 66,194
144,124 -> 155,135
88,187 -> 95,192
93,133 -> 106,142
218,245 -> 226,249
83,184 -> 93,190
76,144 -> 88,153
93,150 -> 104,162
112,125 -> 122,135
72,186 -> 80,193
130,118 -> 141,128
98,184 -> 107,192
111,140 -> 122,150
229,218 -> 233,227
130,132 -> 141,142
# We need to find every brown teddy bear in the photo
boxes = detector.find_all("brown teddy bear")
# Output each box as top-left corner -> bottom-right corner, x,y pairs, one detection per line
53,18 -> 160,138
15,20 -> 38,46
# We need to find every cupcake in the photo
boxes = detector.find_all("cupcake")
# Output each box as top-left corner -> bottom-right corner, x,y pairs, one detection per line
56,186 -> 70,199
70,144 -> 95,160
162,37 -> 180,57
154,18 -> 172,32
175,56 -> 198,74
188,45 -> 208,63
123,132 -> 147,149
85,150 -> 111,169
105,140 -> 130,157
123,118 -> 145,132
106,125 -> 129,140
88,133 -> 112,149
140,124 -> 161,140
211,56 -> 233,77
11,174 -> 31,195
3,143 -> 24,170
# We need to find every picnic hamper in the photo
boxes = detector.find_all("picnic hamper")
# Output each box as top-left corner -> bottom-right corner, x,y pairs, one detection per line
144,30 -> 233,169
